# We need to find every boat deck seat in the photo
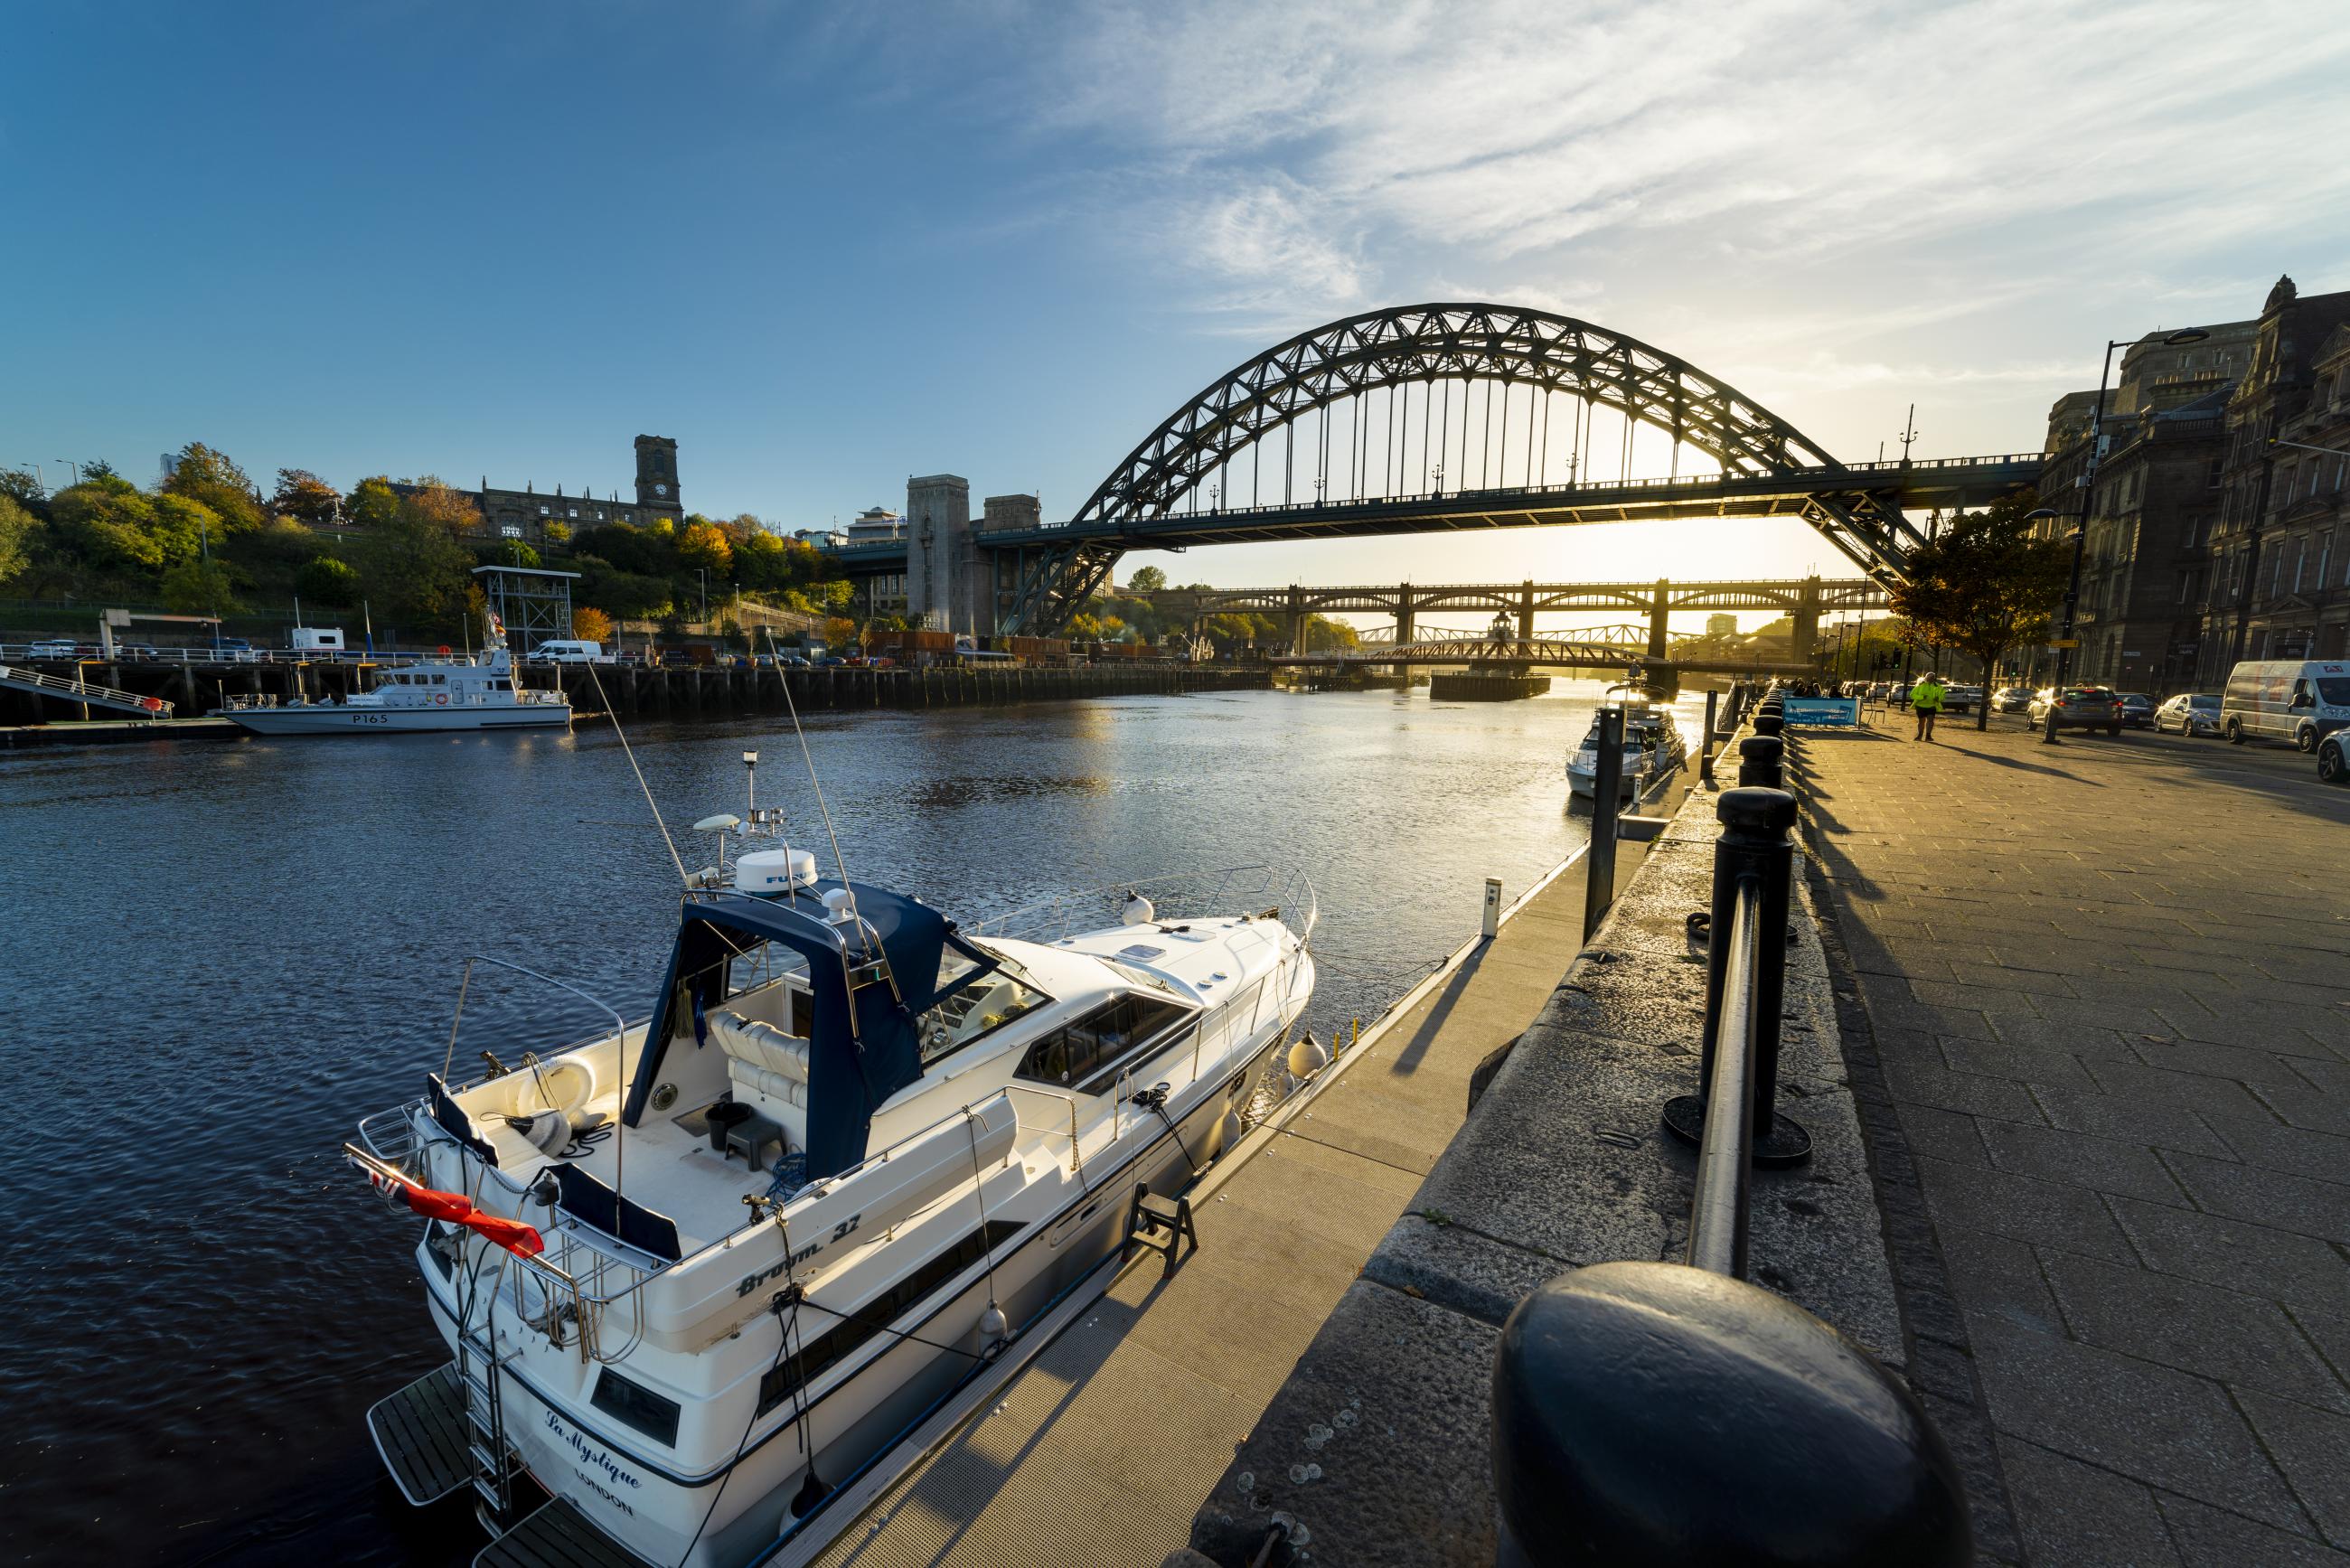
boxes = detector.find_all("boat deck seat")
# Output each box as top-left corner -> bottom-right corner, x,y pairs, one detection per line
709,1009 -> 811,1112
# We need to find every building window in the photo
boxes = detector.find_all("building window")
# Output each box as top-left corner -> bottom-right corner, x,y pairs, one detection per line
569,507 -> 579,518
540,505 -> 550,516
2293,538 -> 2308,594
2206,456 -> 2223,488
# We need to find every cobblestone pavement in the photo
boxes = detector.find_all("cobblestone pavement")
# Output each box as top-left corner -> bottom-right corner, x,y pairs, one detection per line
1791,710 -> 2350,1567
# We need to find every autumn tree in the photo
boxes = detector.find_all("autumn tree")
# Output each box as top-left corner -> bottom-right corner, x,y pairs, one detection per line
272,468 -> 342,526
822,615 -> 857,650
572,606 -> 616,643
164,443 -> 264,531
1885,491 -> 2071,730
678,520 -> 732,576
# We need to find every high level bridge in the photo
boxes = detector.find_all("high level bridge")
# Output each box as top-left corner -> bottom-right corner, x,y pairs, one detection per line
826,303 -> 2040,634
1144,575 -> 1885,662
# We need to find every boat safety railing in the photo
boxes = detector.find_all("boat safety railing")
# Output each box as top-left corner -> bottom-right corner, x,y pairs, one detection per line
1490,765 -> 1971,1566
995,1084 -> 1087,1180
967,864 -> 1320,948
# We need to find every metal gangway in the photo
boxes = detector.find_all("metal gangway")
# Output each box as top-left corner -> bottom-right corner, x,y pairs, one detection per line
0,663 -> 174,718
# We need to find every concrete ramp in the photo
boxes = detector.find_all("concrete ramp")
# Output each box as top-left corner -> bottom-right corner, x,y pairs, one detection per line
0,663 -> 174,718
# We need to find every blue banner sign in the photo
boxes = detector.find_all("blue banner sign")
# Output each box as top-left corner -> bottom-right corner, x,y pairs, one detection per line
1781,697 -> 1860,727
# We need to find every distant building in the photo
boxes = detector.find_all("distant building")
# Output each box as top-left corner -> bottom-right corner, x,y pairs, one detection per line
2035,316 -> 2258,691
1706,613 -> 1738,638
390,435 -> 685,540
843,506 -> 905,544
2195,276 -> 2350,674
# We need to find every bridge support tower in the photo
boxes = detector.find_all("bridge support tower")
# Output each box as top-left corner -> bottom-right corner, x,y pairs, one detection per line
1648,579 -> 1670,663
1518,580 -> 1537,643
1791,576 -> 1823,669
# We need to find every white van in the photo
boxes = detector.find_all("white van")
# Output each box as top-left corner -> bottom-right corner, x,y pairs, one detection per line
2220,660 -> 2350,752
533,640 -> 610,663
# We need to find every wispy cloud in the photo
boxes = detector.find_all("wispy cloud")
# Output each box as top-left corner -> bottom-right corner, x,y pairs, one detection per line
1012,0 -> 2350,447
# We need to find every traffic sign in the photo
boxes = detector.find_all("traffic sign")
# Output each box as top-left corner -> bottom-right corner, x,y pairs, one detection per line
2047,637 -> 2080,649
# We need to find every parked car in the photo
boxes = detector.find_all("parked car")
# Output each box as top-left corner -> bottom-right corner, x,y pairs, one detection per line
114,643 -> 161,660
775,653 -> 811,668
1942,685 -> 1984,715
2114,692 -> 2157,728
1992,686 -> 2035,713
24,638 -> 84,660
2219,660 -> 2350,752
2320,730 -> 2350,786
212,637 -> 260,663
2154,693 -> 2221,737
2026,685 -> 2123,735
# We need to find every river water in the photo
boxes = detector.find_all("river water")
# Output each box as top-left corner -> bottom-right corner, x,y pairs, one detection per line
0,681 -> 1700,1564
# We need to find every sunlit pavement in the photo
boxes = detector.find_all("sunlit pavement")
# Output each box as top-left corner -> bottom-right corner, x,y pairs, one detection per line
1790,709 -> 2350,1565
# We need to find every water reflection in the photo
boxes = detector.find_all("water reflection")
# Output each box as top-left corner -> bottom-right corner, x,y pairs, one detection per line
0,681 -> 1701,1564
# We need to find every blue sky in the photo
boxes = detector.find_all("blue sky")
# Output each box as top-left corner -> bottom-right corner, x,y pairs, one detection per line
7,1 -> 2348,611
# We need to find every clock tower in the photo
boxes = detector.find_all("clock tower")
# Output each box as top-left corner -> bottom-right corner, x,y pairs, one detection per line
634,435 -> 682,516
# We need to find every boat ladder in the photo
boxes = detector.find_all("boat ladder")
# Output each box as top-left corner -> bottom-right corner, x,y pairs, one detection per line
456,1312 -> 520,1516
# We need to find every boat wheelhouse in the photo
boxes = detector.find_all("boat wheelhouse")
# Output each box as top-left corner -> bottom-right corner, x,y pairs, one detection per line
351,856 -> 1315,1567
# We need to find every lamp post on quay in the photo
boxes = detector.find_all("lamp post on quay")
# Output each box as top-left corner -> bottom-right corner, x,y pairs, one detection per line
2034,327 -> 2211,744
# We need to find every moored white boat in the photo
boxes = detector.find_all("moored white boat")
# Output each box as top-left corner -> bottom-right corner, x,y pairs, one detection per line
348,842 -> 1316,1567
1566,696 -> 1684,800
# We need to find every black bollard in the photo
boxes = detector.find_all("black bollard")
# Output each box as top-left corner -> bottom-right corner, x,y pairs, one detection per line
1736,735 -> 1784,790
1753,710 -> 1784,737
1584,708 -> 1624,943
1492,1262 -> 1971,1568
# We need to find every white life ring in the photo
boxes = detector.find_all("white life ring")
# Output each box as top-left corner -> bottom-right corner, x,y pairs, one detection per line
435,692 -> 448,706
512,1054 -> 598,1120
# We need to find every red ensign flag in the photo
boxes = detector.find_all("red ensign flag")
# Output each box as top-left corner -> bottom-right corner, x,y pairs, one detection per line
398,1182 -> 546,1258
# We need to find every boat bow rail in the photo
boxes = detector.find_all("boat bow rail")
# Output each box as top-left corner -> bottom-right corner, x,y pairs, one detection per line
967,863 -> 1319,948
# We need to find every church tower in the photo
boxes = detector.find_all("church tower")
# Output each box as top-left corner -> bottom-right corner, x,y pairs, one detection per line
634,436 -> 682,515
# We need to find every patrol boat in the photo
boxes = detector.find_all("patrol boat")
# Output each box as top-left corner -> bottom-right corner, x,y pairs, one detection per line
347,832 -> 1316,1567
217,610 -> 569,734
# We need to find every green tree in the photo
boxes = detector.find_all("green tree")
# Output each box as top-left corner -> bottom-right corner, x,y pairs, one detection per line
1126,564 -> 1167,593
1067,612 -> 1104,640
542,520 -> 571,546
345,476 -> 403,530
164,443 -> 263,531
360,485 -> 475,629
49,477 -> 203,572
161,557 -> 241,616
297,555 -> 361,606
1885,491 -> 2070,730
0,493 -> 37,584
1,467 -> 48,520
272,468 -> 342,526
81,459 -> 119,483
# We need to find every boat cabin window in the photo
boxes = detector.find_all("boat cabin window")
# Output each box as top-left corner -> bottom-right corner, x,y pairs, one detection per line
431,673 -> 447,685
915,944 -> 1048,1067
1015,993 -> 1193,1093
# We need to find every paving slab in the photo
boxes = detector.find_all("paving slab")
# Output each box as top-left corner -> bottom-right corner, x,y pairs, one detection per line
1793,712 -> 2350,1562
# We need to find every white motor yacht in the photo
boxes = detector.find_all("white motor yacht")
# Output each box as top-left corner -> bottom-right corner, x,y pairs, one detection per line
219,612 -> 569,735
1566,695 -> 1685,800
348,844 -> 1315,1567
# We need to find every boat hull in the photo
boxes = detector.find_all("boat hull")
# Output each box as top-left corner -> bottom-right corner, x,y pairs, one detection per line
456,1033 -> 1283,1568
221,704 -> 569,734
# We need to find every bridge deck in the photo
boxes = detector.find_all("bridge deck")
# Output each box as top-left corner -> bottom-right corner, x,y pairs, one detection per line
827,455 -> 2038,571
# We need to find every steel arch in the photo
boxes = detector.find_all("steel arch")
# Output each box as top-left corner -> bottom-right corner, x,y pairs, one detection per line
1069,302 -> 1920,563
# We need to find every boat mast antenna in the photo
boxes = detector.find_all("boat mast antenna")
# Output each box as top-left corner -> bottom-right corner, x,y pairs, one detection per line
582,662 -> 688,884
765,630 -> 853,892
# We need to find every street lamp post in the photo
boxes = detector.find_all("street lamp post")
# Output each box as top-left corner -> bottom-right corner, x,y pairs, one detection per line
57,460 -> 80,488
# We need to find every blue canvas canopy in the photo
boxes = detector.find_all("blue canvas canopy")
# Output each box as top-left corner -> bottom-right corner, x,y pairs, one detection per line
620,880 -> 993,1178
